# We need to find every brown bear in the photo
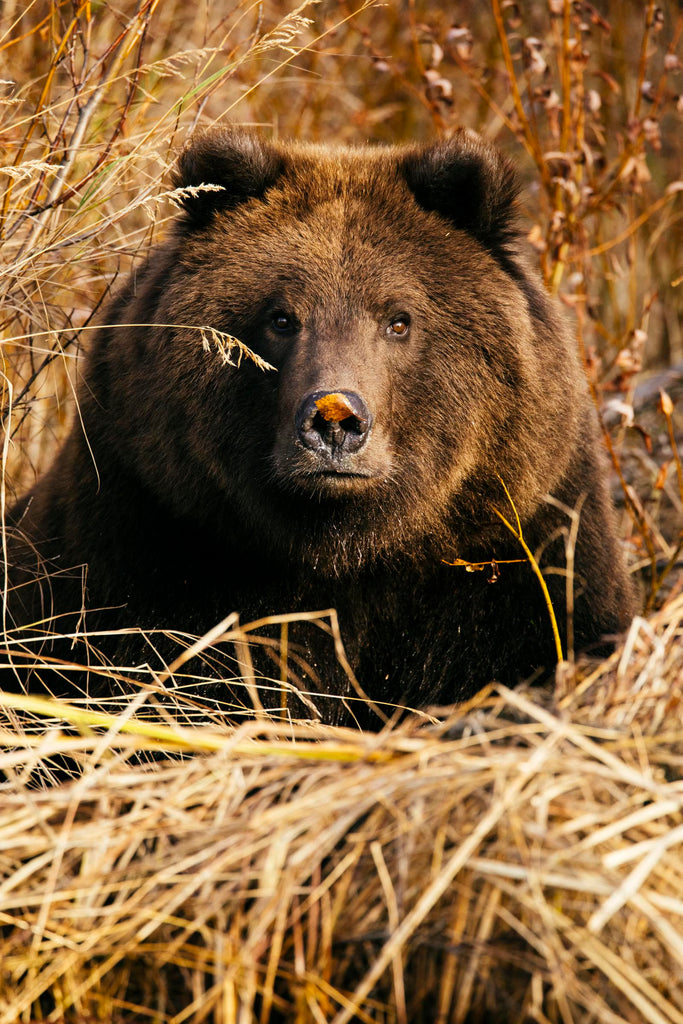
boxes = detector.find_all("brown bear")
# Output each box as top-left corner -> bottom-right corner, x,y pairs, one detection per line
3,127 -> 635,724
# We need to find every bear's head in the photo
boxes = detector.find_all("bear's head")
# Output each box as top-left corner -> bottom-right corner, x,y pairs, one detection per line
86,128 -> 583,572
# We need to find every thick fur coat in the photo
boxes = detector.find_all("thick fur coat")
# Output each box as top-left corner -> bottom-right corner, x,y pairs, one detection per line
4,128 -> 635,724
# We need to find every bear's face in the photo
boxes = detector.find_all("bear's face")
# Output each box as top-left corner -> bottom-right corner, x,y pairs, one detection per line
94,130 -> 582,571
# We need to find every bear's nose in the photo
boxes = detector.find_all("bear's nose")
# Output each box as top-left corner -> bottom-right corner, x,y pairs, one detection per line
296,390 -> 372,456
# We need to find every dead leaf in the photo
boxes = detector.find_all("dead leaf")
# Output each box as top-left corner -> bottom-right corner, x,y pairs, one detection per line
314,393 -> 355,422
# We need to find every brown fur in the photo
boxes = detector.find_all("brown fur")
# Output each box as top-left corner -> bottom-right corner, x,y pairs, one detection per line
3,128 -> 635,724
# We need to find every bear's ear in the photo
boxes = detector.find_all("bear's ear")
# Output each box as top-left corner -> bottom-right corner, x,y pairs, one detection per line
171,128 -> 285,225
400,129 -> 520,251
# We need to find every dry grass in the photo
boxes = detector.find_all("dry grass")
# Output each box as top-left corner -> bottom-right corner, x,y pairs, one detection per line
2,2 -> 683,1022
1,599 -> 682,1023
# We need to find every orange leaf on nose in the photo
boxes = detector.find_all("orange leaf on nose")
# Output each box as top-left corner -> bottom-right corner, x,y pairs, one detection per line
314,393 -> 355,422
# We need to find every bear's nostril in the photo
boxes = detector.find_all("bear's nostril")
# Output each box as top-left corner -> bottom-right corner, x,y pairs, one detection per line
312,412 -> 364,439
296,390 -> 372,456
338,414 -> 364,435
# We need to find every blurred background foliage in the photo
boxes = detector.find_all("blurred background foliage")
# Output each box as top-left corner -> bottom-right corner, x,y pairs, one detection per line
1,0 -> 682,499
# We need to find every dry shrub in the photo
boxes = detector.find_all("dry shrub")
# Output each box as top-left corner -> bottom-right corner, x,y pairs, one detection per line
1,3 -> 683,1022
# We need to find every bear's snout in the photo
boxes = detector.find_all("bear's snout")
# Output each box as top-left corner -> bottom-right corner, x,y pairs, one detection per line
295,390 -> 372,462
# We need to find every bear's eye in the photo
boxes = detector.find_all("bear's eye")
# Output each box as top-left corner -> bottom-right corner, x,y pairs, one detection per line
271,311 -> 296,334
387,316 -> 410,339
